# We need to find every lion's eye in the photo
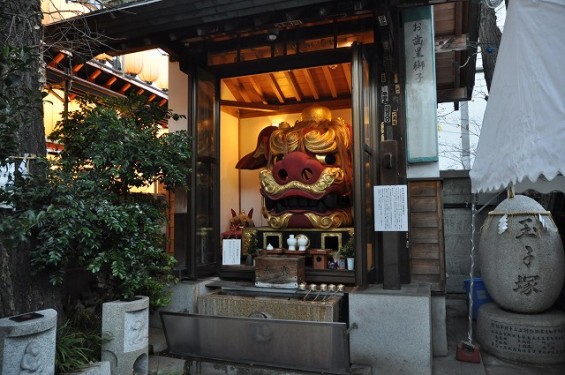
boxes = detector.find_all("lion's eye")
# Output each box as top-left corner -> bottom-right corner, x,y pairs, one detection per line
273,154 -> 284,163
315,153 -> 337,165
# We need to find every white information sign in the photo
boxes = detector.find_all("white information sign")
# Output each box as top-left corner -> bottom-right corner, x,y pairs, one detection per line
222,239 -> 241,265
374,185 -> 408,232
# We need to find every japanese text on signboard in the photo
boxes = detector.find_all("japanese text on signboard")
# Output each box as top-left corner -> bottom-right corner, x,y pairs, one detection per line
374,185 -> 408,232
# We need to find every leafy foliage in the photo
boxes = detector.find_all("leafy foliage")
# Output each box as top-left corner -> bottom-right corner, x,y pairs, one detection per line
0,94 -> 191,308
56,319 -> 108,374
340,236 -> 355,258
50,95 -> 190,194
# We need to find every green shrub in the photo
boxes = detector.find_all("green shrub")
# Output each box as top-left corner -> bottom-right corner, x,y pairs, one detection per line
0,94 -> 191,308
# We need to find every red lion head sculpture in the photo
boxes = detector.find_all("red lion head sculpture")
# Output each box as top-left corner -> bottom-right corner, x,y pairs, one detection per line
236,105 -> 353,229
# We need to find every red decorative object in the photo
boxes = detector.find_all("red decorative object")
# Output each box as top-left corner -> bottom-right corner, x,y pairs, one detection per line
235,105 -> 353,229
221,208 -> 254,239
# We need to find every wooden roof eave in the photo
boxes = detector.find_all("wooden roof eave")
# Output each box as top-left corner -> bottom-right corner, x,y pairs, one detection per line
43,0 -> 480,105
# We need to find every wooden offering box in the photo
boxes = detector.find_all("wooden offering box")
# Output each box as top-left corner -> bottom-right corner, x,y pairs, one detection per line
264,248 -> 284,255
309,249 -> 333,270
255,255 -> 305,289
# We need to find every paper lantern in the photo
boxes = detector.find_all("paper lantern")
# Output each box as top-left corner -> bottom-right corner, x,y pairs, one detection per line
123,52 -> 145,76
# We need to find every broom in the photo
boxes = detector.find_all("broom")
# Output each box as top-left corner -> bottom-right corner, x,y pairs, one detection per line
456,197 -> 481,363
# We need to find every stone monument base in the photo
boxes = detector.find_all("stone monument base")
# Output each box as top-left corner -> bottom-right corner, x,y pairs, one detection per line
476,302 -> 565,364
349,283 -> 432,375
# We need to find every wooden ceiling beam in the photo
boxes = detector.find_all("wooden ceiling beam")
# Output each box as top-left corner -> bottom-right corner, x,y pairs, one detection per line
221,106 -> 240,118
48,52 -> 65,68
103,77 -> 117,88
87,69 -> 102,82
284,71 -> 302,102
119,83 -> 132,94
267,73 -> 285,104
322,65 -> 338,98
302,68 -> 320,100
223,79 -> 246,102
236,97 -> 352,119
72,64 -> 84,74
221,100 -> 280,112
238,82 -> 253,103
249,76 -> 268,104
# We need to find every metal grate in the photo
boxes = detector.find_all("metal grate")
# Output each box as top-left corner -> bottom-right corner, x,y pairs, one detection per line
160,312 -> 350,374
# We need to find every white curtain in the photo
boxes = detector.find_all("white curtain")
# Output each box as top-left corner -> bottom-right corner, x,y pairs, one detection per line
470,0 -> 565,193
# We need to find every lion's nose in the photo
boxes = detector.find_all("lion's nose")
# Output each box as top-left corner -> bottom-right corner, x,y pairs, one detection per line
272,152 -> 322,185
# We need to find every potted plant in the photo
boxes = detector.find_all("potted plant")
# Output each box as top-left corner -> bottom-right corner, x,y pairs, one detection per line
341,236 -> 355,270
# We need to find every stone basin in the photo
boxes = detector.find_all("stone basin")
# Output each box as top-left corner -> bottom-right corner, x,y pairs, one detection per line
197,289 -> 343,322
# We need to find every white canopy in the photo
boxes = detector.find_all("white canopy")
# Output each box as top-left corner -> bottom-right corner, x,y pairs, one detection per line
470,0 -> 565,193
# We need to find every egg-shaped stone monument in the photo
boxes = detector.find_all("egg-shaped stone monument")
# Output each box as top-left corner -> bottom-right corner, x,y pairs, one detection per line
479,195 -> 565,314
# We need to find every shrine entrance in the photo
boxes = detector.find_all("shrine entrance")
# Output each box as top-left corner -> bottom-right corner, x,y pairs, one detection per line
175,41 -> 382,287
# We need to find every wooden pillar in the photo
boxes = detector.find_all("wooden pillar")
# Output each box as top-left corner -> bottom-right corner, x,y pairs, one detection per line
380,140 -> 410,290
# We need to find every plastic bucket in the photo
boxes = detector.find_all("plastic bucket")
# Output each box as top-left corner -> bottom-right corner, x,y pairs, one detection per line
463,277 -> 493,320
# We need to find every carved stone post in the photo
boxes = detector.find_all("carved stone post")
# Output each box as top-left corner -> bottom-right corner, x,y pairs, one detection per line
0,309 -> 57,375
102,296 -> 149,375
